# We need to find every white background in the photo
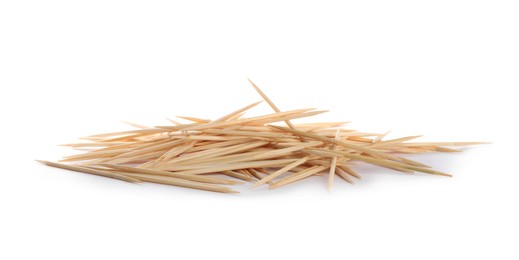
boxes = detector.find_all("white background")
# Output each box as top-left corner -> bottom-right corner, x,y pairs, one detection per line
1,1 -> 518,259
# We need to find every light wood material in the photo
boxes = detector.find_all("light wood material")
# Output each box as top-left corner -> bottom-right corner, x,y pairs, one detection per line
38,80 -> 487,193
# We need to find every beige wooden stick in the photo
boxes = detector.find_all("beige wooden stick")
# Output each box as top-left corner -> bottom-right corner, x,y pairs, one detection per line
99,163 -> 240,185
372,130 -> 391,143
270,165 -> 327,189
337,165 -> 361,179
176,116 -> 211,123
37,160 -> 141,183
369,135 -> 422,148
248,79 -> 297,130
251,157 -> 309,188
222,171 -> 254,182
213,101 -> 262,123
122,121 -> 150,129
336,167 -> 354,184
123,173 -> 238,193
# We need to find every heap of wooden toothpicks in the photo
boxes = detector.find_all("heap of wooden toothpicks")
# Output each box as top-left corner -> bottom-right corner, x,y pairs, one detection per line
39,80 -> 485,193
